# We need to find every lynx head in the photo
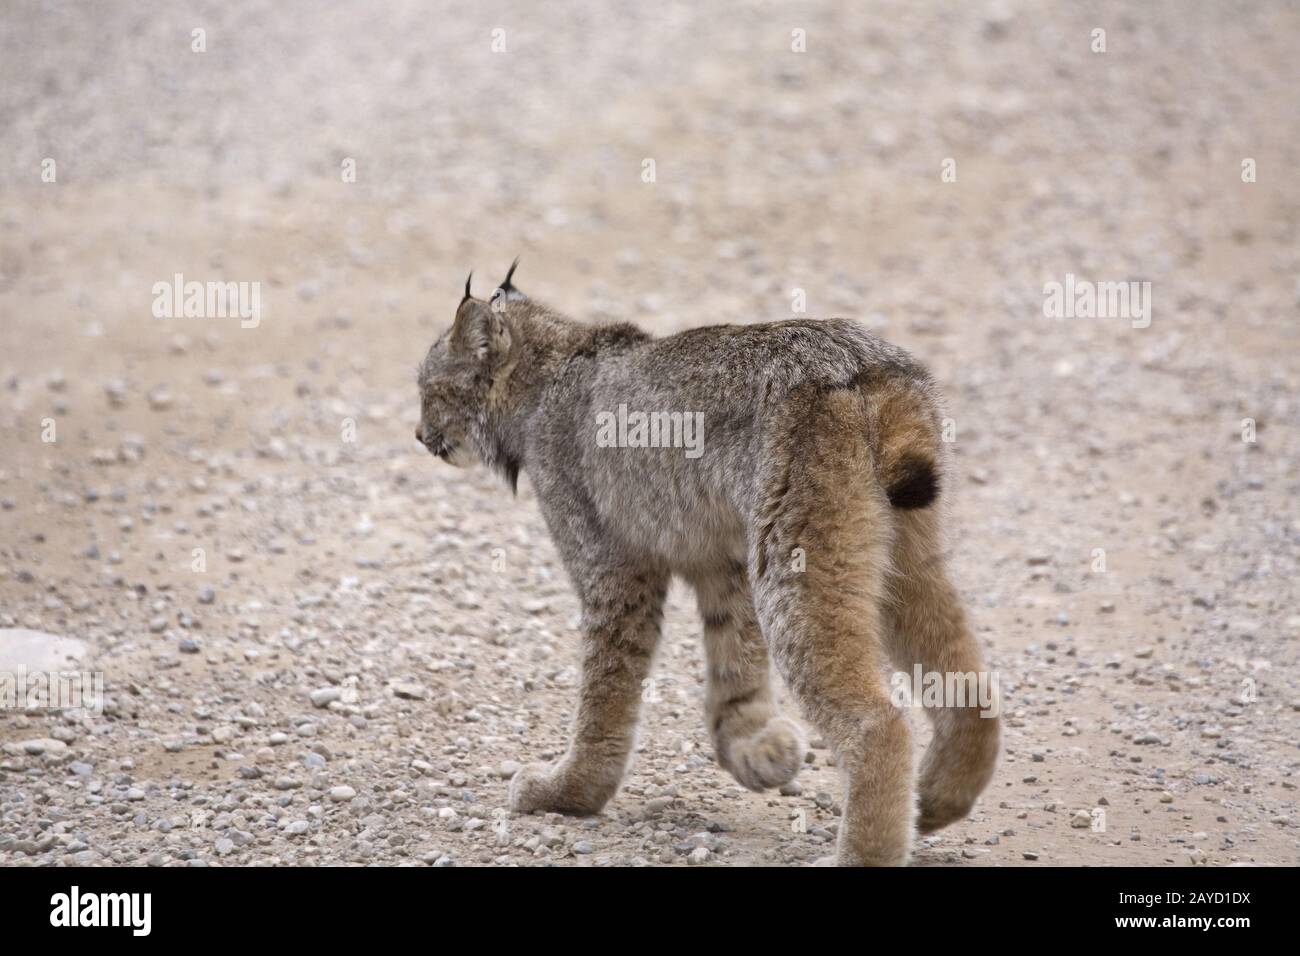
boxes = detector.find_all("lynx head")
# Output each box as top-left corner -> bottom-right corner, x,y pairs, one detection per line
415,266 -> 520,480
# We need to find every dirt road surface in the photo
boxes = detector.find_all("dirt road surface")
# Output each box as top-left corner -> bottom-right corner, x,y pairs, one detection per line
1,1 -> 1297,866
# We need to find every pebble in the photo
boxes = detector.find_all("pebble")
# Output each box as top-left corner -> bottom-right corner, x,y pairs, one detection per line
147,386 -> 174,411
310,687 -> 342,708
643,796 -> 673,816
392,682 -> 427,701
17,738 -> 67,755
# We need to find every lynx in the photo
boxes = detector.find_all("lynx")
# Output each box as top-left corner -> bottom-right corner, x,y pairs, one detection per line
415,262 -> 1000,865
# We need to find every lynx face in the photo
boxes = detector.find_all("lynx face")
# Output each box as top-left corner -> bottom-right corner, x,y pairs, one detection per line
415,329 -> 482,469
415,271 -> 515,471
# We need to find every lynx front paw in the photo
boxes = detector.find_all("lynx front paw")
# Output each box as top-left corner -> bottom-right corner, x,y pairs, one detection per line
507,761 -> 611,817
723,716 -> 805,791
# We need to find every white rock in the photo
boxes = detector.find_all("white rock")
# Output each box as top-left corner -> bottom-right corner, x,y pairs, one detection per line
0,629 -> 87,672
13,738 -> 67,756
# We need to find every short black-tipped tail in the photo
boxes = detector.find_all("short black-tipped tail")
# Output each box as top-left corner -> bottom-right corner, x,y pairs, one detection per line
885,455 -> 939,509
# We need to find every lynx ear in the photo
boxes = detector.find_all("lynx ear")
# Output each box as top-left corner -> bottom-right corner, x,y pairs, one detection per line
452,296 -> 512,365
493,256 -> 527,303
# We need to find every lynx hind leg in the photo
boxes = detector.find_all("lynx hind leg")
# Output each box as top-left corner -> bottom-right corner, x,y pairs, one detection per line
752,388 -> 914,866
885,507 -> 1000,834
692,564 -> 804,791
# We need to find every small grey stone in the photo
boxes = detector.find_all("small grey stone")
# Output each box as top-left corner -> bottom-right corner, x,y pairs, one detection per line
643,796 -> 673,816
19,738 -> 66,755
310,687 -> 341,708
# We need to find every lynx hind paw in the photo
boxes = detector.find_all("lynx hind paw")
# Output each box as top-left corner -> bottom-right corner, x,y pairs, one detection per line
726,716 -> 806,791
917,793 -> 978,834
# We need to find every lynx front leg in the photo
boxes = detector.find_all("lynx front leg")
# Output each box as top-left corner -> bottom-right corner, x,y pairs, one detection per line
692,564 -> 804,791
509,567 -> 667,816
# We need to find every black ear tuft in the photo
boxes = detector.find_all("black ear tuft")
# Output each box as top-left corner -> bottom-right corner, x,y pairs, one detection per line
501,257 -> 520,291
461,270 -> 474,305
495,257 -> 526,303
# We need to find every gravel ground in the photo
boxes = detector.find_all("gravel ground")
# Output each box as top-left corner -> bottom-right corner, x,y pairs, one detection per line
1,1 -> 1297,866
